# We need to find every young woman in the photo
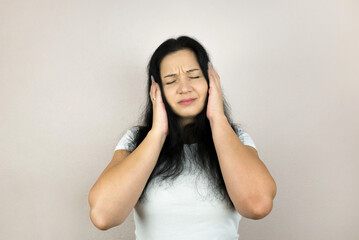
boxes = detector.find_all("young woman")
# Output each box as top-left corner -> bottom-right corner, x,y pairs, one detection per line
88,36 -> 277,239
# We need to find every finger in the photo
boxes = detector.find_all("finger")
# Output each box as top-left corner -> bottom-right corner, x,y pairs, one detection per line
213,68 -> 221,85
209,65 -> 220,89
154,82 -> 158,102
208,65 -> 217,89
154,81 -> 158,100
150,79 -> 153,98
208,64 -> 213,88
155,82 -> 162,102
150,77 -> 156,102
208,69 -> 214,89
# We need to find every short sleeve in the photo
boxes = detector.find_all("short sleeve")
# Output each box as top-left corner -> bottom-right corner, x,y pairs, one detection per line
233,125 -> 258,151
114,126 -> 139,152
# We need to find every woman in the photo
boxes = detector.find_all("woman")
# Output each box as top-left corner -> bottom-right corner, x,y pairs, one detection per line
88,36 -> 277,239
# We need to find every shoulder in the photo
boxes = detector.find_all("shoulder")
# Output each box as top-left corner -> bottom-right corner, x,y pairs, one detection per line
232,124 -> 258,152
114,125 -> 141,152
232,124 -> 245,135
126,125 -> 141,135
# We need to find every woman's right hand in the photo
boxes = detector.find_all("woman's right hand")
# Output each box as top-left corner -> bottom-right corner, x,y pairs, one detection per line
150,75 -> 168,137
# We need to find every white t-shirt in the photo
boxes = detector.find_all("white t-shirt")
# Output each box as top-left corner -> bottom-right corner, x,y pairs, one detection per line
114,125 -> 257,240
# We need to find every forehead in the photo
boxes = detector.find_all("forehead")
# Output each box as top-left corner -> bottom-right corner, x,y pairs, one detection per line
160,49 -> 199,73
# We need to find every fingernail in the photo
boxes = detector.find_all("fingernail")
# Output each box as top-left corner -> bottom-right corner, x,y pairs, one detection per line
208,62 -> 212,68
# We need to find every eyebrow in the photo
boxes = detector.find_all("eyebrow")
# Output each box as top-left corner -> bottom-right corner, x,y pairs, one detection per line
163,69 -> 200,78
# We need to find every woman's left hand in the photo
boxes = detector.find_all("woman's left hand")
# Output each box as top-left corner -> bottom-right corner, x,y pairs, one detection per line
206,62 -> 226,122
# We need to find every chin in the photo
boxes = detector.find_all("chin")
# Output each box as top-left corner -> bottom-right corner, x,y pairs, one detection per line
177,110 -> 202,118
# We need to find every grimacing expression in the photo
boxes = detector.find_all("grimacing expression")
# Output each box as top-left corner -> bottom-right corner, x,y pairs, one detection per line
159,49 -> 208,127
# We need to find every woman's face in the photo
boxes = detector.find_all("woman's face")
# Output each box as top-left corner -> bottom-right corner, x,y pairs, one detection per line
159,49 -> 208,128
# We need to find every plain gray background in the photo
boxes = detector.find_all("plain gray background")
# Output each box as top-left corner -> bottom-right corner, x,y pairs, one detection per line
1,0 -> 358,239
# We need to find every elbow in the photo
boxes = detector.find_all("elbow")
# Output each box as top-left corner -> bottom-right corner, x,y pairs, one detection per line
237,194 -> 274,220
250,198 -> 274,220
90,208 -> 111,231
88,191 -> 107,230
252,180 -> 277,219
88,200 -> 126,230
90,207 -> 126,230
235,181 -> 277,220
88,192 -> 123,230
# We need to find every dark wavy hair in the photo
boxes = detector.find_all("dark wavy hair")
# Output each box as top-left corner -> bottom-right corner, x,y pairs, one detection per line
130,35 -> 243,210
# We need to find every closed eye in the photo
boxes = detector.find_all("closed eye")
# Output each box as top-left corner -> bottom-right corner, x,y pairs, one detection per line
166,76 -> 200,85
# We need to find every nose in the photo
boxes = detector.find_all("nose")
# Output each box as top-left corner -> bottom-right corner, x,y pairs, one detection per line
177,75 -> 193,94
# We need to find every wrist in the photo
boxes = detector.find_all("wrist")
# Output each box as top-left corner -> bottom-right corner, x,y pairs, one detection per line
148,129 -> 167,144
209,115 -> 228,127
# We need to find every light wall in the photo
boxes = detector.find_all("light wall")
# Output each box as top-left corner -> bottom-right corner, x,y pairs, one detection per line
1,0 -> 358,239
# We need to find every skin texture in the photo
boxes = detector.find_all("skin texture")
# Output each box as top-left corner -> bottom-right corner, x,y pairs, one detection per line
159,49 -> 209,130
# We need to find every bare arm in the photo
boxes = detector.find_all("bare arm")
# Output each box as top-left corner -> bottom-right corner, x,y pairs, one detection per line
210,116 -> 277,219
206,61 -> 276,219
88,130 -> 166,230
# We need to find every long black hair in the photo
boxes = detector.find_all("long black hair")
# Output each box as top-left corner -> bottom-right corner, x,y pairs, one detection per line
130,35 -> 243,210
